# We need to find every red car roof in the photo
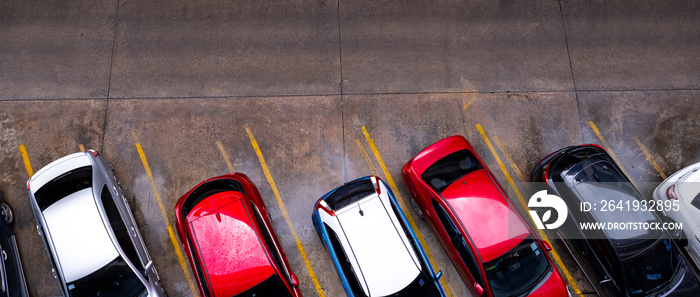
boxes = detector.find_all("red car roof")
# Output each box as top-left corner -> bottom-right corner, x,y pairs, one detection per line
441,169 -> 530,262
187,191 -> 275,297
409,135 -> 532,262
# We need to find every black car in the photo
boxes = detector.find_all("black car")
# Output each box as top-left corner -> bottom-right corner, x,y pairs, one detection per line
531,144 -> 700,297
0,191 -> 28,297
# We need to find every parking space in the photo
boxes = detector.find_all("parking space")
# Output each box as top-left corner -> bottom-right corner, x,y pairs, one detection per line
1,0 -> 700,297
99,97 -> 345,296
0,100 -> 107,296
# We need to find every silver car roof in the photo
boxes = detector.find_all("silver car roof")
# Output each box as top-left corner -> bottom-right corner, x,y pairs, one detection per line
42,187 -> 119,282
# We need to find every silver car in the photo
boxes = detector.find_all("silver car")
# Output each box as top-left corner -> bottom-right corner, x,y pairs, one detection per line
27,150 -> 166,297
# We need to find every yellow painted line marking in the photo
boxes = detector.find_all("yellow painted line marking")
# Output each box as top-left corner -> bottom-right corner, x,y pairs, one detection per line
588,121 -> 633,181
493,136 -> 526,182
361,126 -> 455,297
476,124 -> 582,295
462,99 -> 474,111
460,76 -> 478,111
215,141 -> 236,173
634,137 -> 667,180
245,125 -> 325,297
78,144 -> 86,152
19,144 -> 34,178
355,139 -> 379,176
131,130 -> 199,297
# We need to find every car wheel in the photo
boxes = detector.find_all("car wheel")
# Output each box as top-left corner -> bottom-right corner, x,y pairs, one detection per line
0,203 -> 14,224
409,198 -> 423,220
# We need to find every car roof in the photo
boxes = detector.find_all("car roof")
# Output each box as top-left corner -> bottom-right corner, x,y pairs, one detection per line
441,169 -> 530,262
407,135 -> 531,262
547,146 -> 666,245
30,152 -> 92,192
566,159 -> 662,240
337,195 -> 421,296
42,187 -> 119,283
187,191 -> 275,297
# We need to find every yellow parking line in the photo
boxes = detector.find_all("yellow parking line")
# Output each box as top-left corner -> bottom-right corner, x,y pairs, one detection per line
588,121 -> 633,180
244,125 -> 325,297
493,136 -> 526,182
19,144 -> 33,178
131,131 -> 199,297
215,141 -> 236,173
79,144 -> 86,152
355,139 -> 379,176
634,137 -> 667,180
361,127 -> 455,297
476,124 -> 583,295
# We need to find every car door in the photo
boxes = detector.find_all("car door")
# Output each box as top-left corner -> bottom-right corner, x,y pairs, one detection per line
99,185 -> 148,271
431,199 -> 486,296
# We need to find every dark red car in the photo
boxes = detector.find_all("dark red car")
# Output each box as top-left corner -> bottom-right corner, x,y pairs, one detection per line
401,136 -> 569,297
174,173 -> 302,297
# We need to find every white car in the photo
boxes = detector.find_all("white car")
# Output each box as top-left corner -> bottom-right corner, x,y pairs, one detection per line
653,161 -> 700,268
312,176 -> 445,297
27,150 -> 166,297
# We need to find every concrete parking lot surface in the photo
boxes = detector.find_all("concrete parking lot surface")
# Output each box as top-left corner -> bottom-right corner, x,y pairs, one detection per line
1,0 -> 699,296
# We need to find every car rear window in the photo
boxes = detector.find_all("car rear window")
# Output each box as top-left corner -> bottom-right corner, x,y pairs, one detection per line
35,166 -> 92,211
421,149 -> 482,193
325,178 -> 375,210
181,178 -> 244,218
67,256 -> 145,297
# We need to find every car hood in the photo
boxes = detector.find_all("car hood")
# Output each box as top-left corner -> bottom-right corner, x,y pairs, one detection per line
527,267 -> 568,297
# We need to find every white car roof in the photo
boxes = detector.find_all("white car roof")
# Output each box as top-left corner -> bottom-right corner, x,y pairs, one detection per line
30,152 -> 92,192
42,187 -> 119,283
330,192 -> 421,296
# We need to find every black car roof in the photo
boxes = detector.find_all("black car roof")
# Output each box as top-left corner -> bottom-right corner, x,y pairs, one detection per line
545,146 -> 664,255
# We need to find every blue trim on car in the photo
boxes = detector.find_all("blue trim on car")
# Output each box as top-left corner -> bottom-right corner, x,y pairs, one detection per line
312,197 -> 356,297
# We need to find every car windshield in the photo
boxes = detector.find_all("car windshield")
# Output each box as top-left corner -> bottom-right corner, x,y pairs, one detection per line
385,272 -> 441,297
35,166 -> 92,211
483,236 -> 549,297
421,149 -> 482,193
623,239 -> 678,295
67,256 -> 145,297
233,273 -> 293,297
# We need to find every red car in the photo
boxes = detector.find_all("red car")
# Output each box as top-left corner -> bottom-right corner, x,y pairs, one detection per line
174,173 -> 303,297
401,136 -> 569,297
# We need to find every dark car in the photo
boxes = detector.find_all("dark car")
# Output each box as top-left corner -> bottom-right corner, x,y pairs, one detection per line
532,144 -> 700,296
0,191 -> 28,297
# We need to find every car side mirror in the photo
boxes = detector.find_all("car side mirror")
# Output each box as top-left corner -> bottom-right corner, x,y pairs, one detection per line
474,283 -> 484,296
435,270 -> 442,280
541,240 -> 552,251
291,273 -> 299,287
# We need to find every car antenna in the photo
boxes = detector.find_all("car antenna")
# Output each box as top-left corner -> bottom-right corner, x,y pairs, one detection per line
358,202 -> 364,216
